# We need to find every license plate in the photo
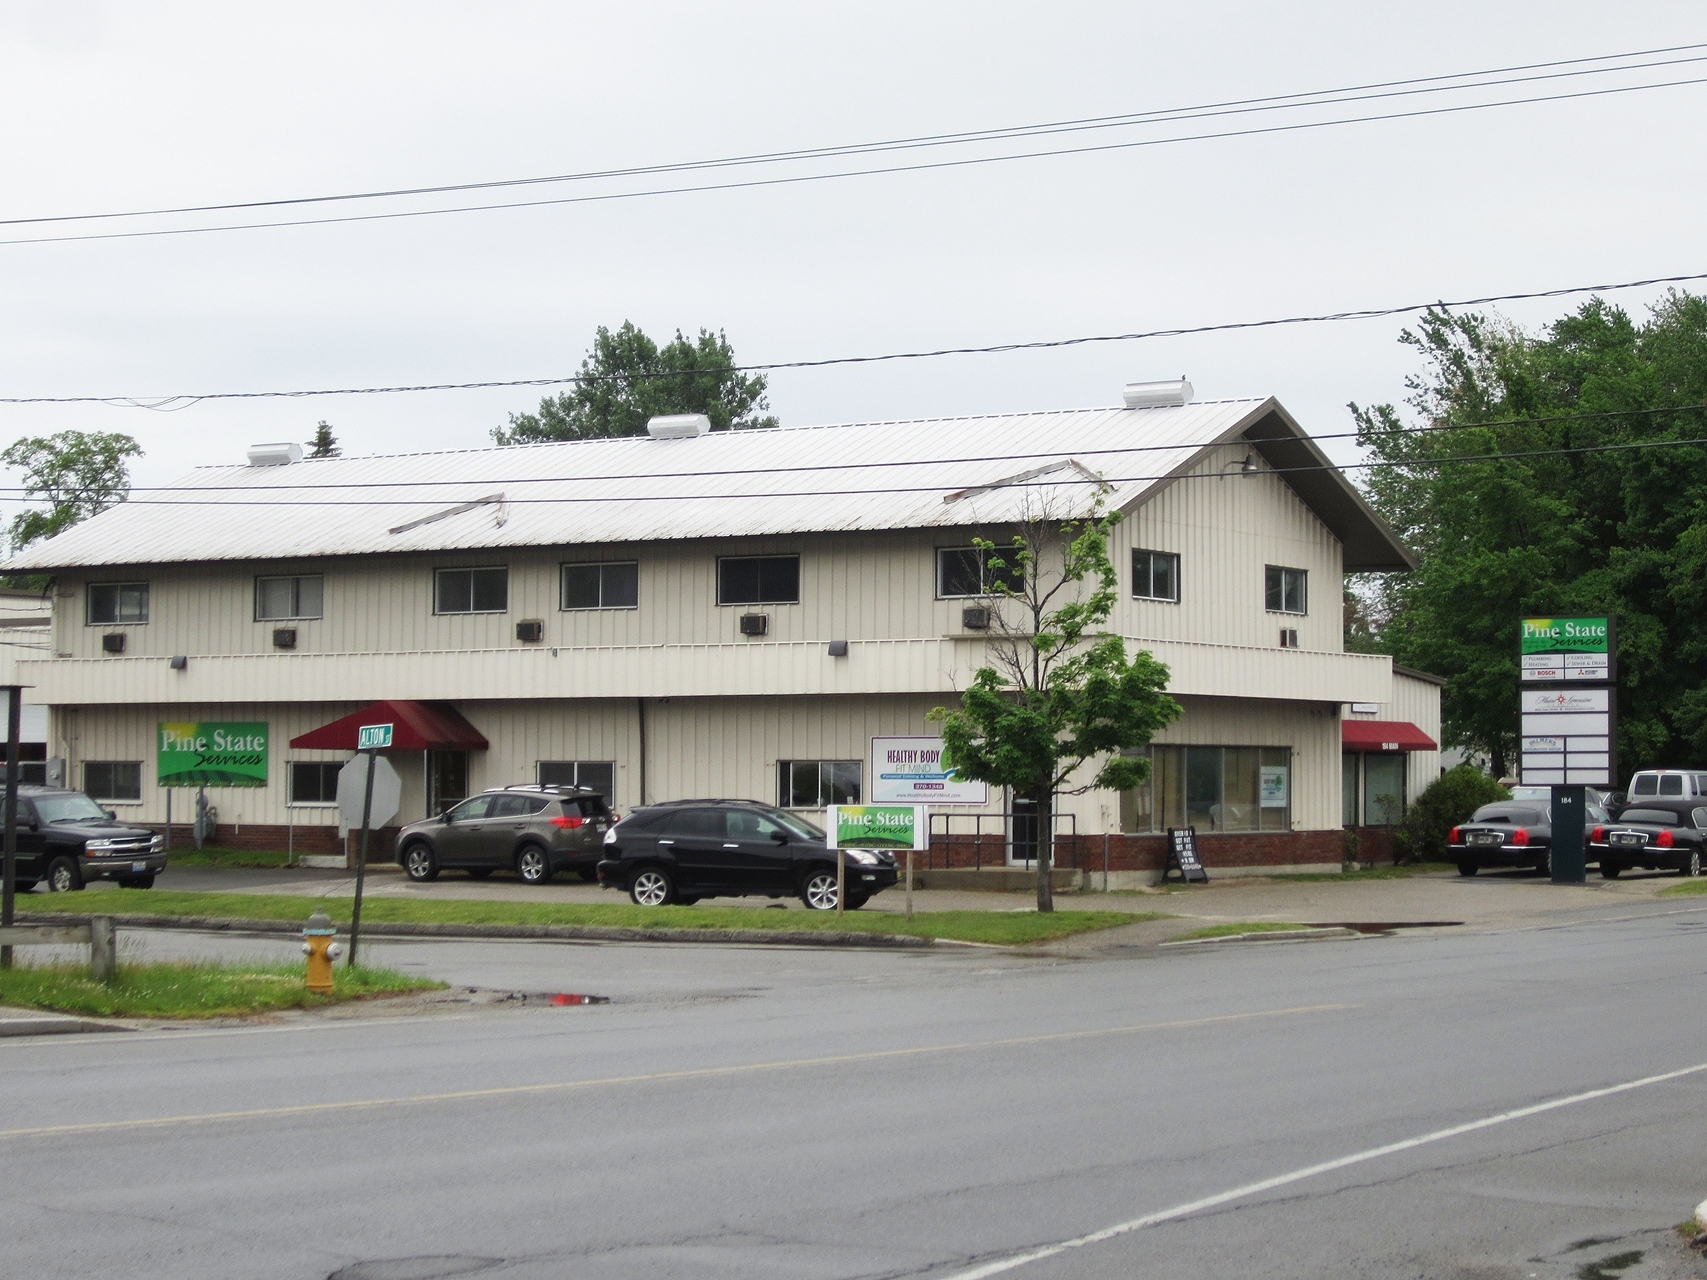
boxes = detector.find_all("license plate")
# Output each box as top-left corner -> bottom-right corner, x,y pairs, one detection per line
131,861 -> 147,872
1468,831 -> 1503,846
1611,832 -> 1645,847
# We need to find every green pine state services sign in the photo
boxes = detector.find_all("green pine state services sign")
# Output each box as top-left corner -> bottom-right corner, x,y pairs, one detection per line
825,804 -> 927,850
158,722 -> 269,788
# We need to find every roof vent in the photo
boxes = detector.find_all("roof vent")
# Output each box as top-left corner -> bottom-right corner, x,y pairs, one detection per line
1122,379 -> 1193,409
646,413 -> 711,440
247,442 -> 305,467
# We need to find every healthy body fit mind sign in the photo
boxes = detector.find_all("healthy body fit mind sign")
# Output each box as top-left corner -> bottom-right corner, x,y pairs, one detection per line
157,722 -> 269,788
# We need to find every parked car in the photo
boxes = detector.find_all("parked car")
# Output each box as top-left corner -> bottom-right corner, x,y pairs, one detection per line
9,785 -> 166,892
1589,800 -> 1707,878
1622,769 -> 1707,807
1447,801 -> 1611,877
395,785 -> 613,884
596,799 -> 899,910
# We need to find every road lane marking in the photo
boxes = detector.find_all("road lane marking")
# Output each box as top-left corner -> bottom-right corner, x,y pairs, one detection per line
0,1002 -> 1349,1141
940,1058 -> 1707,1279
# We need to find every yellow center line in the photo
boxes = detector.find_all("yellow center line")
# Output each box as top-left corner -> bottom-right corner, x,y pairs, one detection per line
0,1002 -> 1353,1142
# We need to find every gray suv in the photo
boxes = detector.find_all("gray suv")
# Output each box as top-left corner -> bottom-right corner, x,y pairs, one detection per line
396,786 -> 612,885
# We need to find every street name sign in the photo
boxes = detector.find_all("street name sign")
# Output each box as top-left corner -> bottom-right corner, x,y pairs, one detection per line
357,723 -> 394,751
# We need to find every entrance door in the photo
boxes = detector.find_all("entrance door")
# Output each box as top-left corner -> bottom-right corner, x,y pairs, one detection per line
1009,796 -> 1039,866
429,750 -> 469,817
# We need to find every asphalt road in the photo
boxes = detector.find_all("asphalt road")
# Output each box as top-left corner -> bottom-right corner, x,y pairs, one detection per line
5,901 -> 1707,1279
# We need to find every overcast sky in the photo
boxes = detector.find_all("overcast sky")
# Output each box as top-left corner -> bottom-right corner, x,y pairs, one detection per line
1,1 -> 1703,515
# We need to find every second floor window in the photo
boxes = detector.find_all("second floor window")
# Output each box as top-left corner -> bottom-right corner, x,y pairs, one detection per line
1132,549 -> 1180,602
88,582 -> 148,625
718,555 -> 799,605
435,566 -> 508,615
1266,565 -> 1307,614
538,759 -> 616,798
937,546 -> 1025,598
562,561 -> 639,610
256,574 -> 324,620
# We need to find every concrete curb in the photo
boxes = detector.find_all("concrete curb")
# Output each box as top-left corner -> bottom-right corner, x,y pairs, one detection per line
1159,926 -> 1363,948
15,911 -> 936,950
0,1010 -> 131,1037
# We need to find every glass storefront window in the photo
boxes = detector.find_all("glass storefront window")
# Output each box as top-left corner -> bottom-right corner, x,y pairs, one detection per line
1120,746 -> 1292,834
1363,755 -> 1406,826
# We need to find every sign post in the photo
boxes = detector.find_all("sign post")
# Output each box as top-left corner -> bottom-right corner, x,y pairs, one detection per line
1,686 -> 21,971
1518,617 -> 1615,886
825,804 -> 927,917
345,724 -> 396,966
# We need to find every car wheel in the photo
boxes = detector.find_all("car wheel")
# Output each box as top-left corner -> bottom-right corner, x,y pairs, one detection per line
629,867 -> 673,906
46,856 -> 83,893
118,875 -> 156,889
466,868 -> 493,879
1683,850 -> 1702,877
1456,862 -> 1478,877
402,843 -> 439,882
516,845 -> 553,885
1599,861 -> 1621,878
801,870 -> 840,911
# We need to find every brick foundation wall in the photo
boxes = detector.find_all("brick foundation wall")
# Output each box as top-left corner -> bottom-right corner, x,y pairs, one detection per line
148,823 -> 401,862
1348,826 -> 1397,864
923,829 -> 1344,872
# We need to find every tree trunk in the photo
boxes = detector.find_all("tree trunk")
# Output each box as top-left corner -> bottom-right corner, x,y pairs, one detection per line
1032,789 -> 1054,913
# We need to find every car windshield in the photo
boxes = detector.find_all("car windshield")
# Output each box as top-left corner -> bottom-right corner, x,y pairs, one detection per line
34,794 -> 110,824
1507,787 -> 1550,801
1617,808 -> 1679,826
1469,805 -> 1543,825
766,808 -> 825,840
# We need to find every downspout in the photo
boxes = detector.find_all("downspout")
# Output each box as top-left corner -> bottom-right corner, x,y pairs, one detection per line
636,697 -> 648,807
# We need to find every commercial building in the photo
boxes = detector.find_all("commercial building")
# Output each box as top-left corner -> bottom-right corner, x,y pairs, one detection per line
6,383 -> 1436,878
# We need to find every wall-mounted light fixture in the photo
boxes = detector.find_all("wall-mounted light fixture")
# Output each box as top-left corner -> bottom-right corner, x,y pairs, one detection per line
168,655 -> 188,670
827,640 -> 849,657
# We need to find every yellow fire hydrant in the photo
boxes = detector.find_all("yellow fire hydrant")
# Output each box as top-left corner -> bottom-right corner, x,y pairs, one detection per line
302,907 -> 342,994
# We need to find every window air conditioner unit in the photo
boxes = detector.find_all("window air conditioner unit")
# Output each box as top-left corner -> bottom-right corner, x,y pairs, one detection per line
739,613 -> 769,637
102,633 -> 126,654
272,628 -> 297,649
516,620 -> 544,643
1279,628 -> 1299,649
961,606 -> 990,630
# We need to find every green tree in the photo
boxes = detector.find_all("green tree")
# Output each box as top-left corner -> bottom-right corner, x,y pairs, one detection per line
1352,292 -> 1707,777
494,322 -> 777,444
307,421 -> 340,457
1,429 -> 143,552
929,508 -> 1182,911
1391,765 -> 1509,865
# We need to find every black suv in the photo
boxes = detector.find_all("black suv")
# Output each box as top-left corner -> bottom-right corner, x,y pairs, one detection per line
395,786 -> 613,884
596,799 -> 899,910
9,785 -> 166,893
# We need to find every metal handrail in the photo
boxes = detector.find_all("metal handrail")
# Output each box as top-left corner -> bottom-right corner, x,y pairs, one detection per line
925,809 -> 1081,872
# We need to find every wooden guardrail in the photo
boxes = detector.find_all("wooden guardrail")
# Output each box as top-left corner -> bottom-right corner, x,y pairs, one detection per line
0,917 -> 116,982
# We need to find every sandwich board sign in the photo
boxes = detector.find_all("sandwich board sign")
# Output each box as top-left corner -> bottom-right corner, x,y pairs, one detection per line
357,723 -> 394,751
825,805 -> 927,851
1165,827 -> 1209,883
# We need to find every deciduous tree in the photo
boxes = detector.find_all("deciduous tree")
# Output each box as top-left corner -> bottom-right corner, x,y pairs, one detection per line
1,429 -> 142,552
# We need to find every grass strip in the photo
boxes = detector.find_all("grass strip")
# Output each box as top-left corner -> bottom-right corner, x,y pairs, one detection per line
1169,921 -> 1317,942
0,960 -> 440,1019
1657,879 -> 1707,897
160,847 -> 295,869
26,890 -> 1156,946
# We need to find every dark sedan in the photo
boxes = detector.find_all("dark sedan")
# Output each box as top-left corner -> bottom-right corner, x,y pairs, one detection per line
597,799 -> 899,910
1447,801 -> 1610,877
1590,801 -> 1706,878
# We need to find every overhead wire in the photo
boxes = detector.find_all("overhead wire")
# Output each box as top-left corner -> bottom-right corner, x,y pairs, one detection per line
5,67 -> 1707,248
6,42 -> 1703,231
5,267 -> 1706,409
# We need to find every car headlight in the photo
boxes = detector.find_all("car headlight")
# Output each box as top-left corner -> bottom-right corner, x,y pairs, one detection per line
85,839 -> 117,851
150,836 -> 164,851
844,849 -> 880,865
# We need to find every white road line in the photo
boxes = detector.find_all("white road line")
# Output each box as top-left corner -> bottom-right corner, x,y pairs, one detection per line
941,1059 -> 1707,1279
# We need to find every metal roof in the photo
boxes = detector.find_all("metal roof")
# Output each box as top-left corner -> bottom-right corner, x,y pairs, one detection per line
5,396 -> 1414,572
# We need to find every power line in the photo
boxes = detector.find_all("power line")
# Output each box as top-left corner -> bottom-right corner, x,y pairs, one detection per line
7,42 -> 1701,230
6,71 -> 1706,249
5,267 -> 1704,409
0,400 -> 1701,500
13,433 -> 1701,513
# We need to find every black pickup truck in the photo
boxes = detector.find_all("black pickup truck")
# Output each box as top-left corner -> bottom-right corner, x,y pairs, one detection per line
6,785 -> 166,893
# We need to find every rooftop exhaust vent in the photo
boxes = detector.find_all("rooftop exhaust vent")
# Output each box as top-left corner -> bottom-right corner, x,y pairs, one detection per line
646,414 -> 711,440
247,442 -> 305,467
1122,379 -> 1193,409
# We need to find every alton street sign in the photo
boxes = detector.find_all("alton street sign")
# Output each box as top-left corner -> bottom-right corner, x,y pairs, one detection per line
356,723 -> 394,751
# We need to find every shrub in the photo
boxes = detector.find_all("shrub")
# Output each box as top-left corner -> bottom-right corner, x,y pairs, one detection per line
1391,765 -> 1509,864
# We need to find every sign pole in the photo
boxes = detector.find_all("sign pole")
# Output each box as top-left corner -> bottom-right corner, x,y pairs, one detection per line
1,685 -> 20,971
905,848 -> 914,921
836,848 -> 845,917
1550,784 -> 1586,884
348,748 -> 377,967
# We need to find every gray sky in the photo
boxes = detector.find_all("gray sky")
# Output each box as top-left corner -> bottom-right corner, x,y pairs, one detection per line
2,1 -> 1703,513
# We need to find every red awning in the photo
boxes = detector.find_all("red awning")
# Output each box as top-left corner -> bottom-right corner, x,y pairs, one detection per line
289,700 -> 489,752
1342,719 -> 1437,752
